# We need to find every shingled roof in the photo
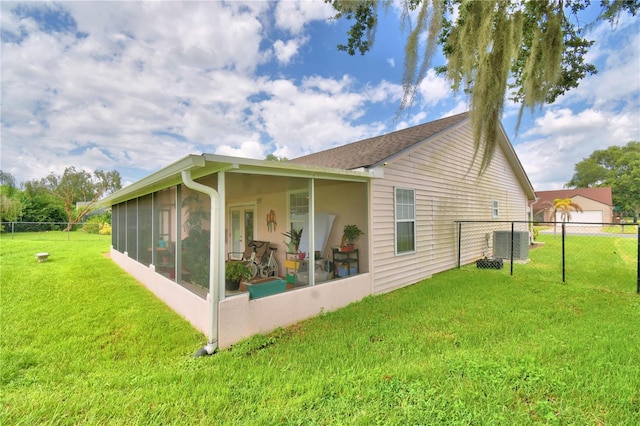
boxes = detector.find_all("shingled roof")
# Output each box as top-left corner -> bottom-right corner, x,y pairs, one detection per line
291,112 -> 470,170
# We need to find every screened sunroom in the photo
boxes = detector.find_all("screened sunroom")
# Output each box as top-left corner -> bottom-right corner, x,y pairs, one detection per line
104,154 -> 373,349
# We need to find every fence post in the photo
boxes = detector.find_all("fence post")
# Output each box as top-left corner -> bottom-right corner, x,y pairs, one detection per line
11,222 -> 15,240
562,222 -> 566,283
510,221 -> 514,276
637,225 -> 639,294
457,222 -> 462,269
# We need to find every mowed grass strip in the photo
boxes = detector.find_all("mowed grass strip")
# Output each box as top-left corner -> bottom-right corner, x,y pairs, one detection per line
1,232 -> 639,424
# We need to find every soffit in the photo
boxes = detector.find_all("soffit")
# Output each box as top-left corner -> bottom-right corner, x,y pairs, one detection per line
101,154 -> 372,206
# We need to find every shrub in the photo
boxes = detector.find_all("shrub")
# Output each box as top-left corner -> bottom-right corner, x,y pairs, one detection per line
84,215 -> 112,235
99,223 -> 112,235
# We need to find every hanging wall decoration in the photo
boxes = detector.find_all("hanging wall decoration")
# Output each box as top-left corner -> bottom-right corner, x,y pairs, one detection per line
266,209 -> 277,232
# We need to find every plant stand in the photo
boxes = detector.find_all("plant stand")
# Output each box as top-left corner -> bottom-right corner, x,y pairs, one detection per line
332,248 -> 359,278
285,252 -> 305,285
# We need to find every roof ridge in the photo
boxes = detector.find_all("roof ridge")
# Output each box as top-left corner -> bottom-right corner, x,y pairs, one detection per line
345,111 -> 469,147
291,111 -> 470,169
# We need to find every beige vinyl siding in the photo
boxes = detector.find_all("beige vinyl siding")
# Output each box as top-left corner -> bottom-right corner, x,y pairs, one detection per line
370,121 -> 528,294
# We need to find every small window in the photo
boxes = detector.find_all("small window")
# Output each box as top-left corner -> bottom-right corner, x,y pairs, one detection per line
395,188 -> 416,254
492,200 -> 500,218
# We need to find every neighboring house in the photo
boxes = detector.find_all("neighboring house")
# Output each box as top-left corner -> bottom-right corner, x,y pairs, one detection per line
102,112 -> 535,351
531,187 -> 613,224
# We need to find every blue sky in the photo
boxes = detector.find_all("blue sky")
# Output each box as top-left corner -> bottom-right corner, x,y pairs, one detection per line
1,1 -> 638,191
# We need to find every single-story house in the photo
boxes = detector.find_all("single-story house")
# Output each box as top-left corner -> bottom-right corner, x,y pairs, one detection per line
531,187 -> 613,224
102,112 -> 535,352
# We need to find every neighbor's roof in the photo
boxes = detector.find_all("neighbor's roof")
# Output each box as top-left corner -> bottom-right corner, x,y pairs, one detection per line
532,187 -> 613,210
291,112 -> 470,169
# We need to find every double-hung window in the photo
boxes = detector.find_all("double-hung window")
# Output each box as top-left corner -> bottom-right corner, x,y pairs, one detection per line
395,188 -> 416,254
492,200 -> 500,218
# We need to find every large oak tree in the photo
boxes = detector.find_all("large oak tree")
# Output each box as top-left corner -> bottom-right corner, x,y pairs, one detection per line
327,0 -> 639,171
566,141 -> 640,220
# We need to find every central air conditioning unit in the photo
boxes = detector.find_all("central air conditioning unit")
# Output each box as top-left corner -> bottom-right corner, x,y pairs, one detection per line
493,231 -> 530,260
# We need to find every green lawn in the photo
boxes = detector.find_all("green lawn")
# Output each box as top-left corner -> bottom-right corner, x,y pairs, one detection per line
1,232 -> 639,424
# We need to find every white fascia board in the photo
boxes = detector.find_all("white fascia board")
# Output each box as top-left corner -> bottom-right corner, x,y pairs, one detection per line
201,154 -> 373,182
100,153 -> 373,207
100,155 -> 205,206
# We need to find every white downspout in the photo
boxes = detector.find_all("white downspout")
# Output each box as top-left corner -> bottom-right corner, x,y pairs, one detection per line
308,179 -> 315,286
181,170 -> 220,355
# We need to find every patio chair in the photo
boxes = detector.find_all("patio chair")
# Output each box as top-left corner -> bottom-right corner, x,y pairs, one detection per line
227,243 -> 252,262
227,240 -> 270,264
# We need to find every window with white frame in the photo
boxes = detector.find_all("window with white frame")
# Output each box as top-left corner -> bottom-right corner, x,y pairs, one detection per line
288,190 -> 309,233
492,200 -> 500,218
395,188 -> 416,254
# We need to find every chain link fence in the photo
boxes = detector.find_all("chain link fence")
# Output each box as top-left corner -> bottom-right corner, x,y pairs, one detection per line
456,220 -> 639,293
5,220 -> 639,293
0,222 -> 111,241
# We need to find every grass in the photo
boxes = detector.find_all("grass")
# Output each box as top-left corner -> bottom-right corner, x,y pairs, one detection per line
1,232 -> 639,424
603,224 -> 639,234
526,232 -> 638,292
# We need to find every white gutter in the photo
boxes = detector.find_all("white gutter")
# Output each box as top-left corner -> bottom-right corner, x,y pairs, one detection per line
181,170 -> 220,356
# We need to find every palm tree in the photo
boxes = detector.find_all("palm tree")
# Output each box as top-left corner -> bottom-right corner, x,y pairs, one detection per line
549,198 -> 583,236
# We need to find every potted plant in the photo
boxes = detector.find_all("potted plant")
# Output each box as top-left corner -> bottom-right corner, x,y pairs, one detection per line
341,224 -> 363,252
282,228 -> 303,253
225,261 -> 252,291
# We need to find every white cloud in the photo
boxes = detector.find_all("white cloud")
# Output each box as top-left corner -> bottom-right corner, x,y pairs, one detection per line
0,2 -> 281,182
417,69 -> 452,107
394,110 -> 428,131
69,1 -> 270,73
509,16 -> 640,191
362,80 -> 403,104
255,76 -> 395,158
540,15 -> 640,121
444,100 -> 469,117
582,13 -> 638,64
1,0 -> 637,193
522,108 -> 608,138
302,74 -> 353,94
0,0 -> 399,183
273,37 -> 308,65
215,140 -> 267,160
515,108 -> 640,190
274,0 -> 334,35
